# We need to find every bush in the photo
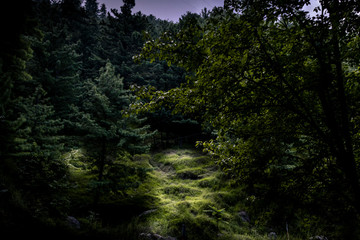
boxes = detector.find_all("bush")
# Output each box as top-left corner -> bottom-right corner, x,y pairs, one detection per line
133,154 -> 152,162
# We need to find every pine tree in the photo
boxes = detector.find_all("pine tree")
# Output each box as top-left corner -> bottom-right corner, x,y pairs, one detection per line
1,0 -> 69,224
99,3 -> 107,19
0,1 -> 36,185
121,0 -> 135,17
85,0 -> 99,16
82,0 -> 107,80
72,61 -> 152,193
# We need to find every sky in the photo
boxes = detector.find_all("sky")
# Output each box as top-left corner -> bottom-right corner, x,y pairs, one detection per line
97,0 -> 320,22
97,0 -> 224,22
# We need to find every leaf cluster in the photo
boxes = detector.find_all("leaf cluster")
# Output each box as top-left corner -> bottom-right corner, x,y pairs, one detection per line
137,2 -> 360,237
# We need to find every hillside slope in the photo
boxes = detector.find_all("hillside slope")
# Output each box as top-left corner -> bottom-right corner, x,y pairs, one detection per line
66,148 -> 295,239
134,149 -> 267,240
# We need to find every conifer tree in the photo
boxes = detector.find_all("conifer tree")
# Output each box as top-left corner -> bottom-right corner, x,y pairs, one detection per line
82,0 -> 106,80
85,0 -> 99,16
121,0 -> 135,17
1,0 -> 69,224
72,61 -> 152,188
99,3 -> 107,19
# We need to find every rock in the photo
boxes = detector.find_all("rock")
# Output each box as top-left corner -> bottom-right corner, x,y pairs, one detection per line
238,211 -> 250,223
0,189 -> 8,193
139,233 -> 152,239
66,216 -> 80,229
139,209 -> 157,217
165,236 -> 177,240
268,231 -> 277,239
309,236 -> 328,240
139,233 -> 177,240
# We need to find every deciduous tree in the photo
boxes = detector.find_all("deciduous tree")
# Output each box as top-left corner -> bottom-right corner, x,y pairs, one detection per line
135,2 -> 360,237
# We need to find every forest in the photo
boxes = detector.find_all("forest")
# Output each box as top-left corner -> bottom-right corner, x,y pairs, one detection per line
1,0 -> 360,239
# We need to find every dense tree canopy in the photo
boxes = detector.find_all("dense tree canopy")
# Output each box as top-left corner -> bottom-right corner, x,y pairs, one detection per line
135,0 -> 360,238
0,0 -> 185,234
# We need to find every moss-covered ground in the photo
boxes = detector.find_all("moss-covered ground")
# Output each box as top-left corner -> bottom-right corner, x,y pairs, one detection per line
125,149 -> 270,240
65,148 -> 301,240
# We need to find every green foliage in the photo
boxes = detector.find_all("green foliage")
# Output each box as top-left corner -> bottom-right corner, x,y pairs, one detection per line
6,0 -> 360,238
204,205 -> 229,231
0,2 -> 73,230
1,0 -> 180,234
68,61 -> 154,200
65,148 -> 154,207
136,2 -> 360,238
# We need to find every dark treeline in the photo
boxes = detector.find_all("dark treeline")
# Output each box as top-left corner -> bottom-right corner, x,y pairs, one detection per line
0,0 -> 202,237
135,0 -> 360,239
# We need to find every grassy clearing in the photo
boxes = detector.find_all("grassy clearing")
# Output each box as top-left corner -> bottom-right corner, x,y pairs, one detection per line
64,148 -> 305,240
135,149 -> 266,240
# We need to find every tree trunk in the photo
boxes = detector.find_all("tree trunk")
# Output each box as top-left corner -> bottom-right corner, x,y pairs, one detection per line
316,61 -> 360,214
94,138 -> 106,206
328,2 -> 360,213
98,139 -> 106,181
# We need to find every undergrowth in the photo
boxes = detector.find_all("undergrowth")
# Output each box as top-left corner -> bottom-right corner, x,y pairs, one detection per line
129,149 -> 300,240
65,148 -> 305,240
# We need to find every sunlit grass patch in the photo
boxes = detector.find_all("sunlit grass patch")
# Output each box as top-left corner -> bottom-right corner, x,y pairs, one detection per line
162,184 -> 202,199
137,148 -> 249,239
176,166 -> 209,179
63,147 -> 304,240
63,148 -> 90,171
65,148 -> 286,240
196,175 -> 220,188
